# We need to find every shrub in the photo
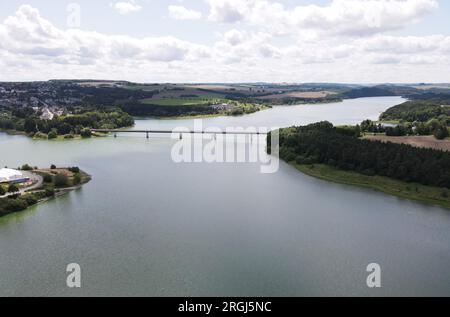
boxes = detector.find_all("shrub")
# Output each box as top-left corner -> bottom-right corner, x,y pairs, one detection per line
73,173 -> 81,185
33,132 -> 48,139
48,130 -> 57,139
80,128 -> 92,138
433,126 -> 449,140
54,173 -> 69,187
50,164 -> 57,169
0,198 -> 28,213
43,174 -> 53,183
22,194 -> 38,206
7,184 -> 19,193
68,167 -> 80,173
45,188 -> 55,197
0,186 -> 5,196
21,164 -> 33,171
295,156 -> 305,164
228,107 -> 244,116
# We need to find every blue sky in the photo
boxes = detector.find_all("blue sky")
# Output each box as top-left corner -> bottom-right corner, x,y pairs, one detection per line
0,0 -> 449,83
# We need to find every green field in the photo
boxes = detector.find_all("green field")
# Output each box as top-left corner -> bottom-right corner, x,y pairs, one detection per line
292,163 -> 450,209
140,94 -> 226,106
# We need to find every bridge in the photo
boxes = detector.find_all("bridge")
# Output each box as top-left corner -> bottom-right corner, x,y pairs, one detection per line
91,129 -> 268,139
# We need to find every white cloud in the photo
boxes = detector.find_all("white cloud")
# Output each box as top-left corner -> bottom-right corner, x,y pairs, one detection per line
0,4 -> 449,83
0,5 -> 206,64
223,29 -> 245,46
168,5 -> 202,20
207,0 -> 248,23
113,1 -> 142,15
206,0 -> 439,37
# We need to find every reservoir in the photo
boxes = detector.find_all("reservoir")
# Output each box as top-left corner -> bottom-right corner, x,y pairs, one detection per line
1,96 -> 450,296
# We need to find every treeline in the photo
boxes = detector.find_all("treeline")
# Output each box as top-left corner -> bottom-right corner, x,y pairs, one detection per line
120,103 -> 219,117
377,100 -> 450,139
360,119 -> 449,140
343,86 -> 398,99
274,122 -> 450,188
0,109 -> 134,137
78,86 -> 156,106
380,100 -> 450,122
0,191 -> 52,216
342,85 -> 450,100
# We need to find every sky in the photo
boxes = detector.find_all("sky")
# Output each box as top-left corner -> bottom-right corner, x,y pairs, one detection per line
0,0 -> 449,83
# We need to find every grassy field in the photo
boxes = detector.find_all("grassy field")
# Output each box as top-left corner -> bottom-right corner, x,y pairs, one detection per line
292,163 -> 450,209
141,94 -> 226,106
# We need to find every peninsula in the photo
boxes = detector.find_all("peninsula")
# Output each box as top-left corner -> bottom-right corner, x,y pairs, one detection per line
0,164 -> 91,217
273,121 -> 450,209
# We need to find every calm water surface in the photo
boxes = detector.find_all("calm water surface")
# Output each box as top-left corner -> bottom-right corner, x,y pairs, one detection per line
1,97 -> 450,296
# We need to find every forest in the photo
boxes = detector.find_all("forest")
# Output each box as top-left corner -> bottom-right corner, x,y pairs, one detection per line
375,100 -> 450,139
273,122 -> 450,189
380,100 -> 450,122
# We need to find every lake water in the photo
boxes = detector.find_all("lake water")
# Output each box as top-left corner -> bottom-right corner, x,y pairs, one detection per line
1,97 -> 450,296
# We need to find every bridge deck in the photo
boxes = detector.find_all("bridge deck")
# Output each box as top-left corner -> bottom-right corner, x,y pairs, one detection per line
92,129 -> 268,135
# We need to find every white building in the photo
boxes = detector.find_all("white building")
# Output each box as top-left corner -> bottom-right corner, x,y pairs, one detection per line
0,168 -> 29,184
40,107 -> 54,120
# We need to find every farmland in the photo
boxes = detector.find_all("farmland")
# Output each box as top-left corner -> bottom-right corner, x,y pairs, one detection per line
363,135 -> 450,152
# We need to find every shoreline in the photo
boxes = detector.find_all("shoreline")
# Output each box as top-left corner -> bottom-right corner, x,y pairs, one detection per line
0,169 -> 91,217
135,99 -> 348,121
138,106 -> 273,120
290,163 -> 450,209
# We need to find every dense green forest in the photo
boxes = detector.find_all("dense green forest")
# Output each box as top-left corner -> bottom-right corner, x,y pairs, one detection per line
272,122 -> 450,188
120,103 -> 217,117
380,100 -> 450,122
377,99 -> 450,139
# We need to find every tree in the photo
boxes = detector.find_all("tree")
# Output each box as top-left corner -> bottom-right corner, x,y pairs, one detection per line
21,164 -> 33,171
68,167 -> 80,173
73,173 -> 81,185
24,118 -> 37,133
43,174 -> 53,183
50,164 -> 57,169
0,186 -> 5,196
48,130 -> 57,140
80,128 -> 92,138
54,173 -> 69,187
433,126 -> 449,140
8,184 -> 19,193
45,188 -> 55,197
